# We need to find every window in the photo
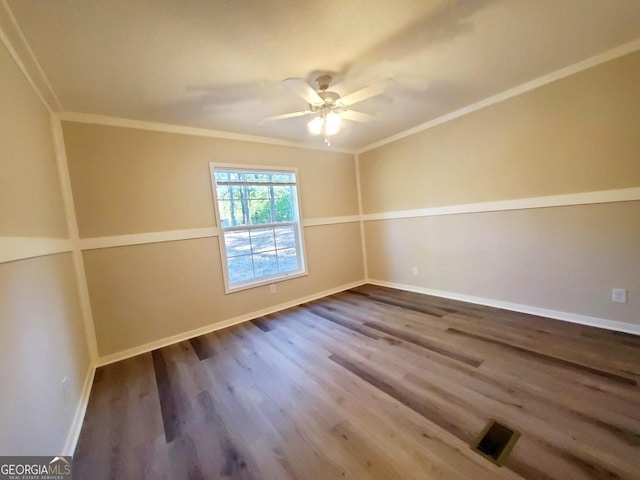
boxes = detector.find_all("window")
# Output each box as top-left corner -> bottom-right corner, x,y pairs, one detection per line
210,165 -> 307,292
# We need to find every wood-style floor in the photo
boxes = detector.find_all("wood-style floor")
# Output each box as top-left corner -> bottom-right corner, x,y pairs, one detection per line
73,285 -> 640,479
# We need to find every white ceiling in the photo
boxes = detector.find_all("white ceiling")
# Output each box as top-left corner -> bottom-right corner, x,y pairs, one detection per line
5,0 -> 640,150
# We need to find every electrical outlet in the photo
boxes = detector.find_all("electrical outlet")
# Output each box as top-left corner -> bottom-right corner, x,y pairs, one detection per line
412,267 -> 418,276
612,288 -> 627,304
269,284 -> 277,294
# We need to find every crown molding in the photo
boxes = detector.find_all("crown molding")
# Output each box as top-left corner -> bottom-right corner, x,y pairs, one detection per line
357,38 -> 640,154
0,0 -> 61,111
56,112 -> 357,155
3,0 -> 639,156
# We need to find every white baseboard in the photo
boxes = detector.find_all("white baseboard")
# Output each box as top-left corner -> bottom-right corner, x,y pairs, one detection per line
63,362 -> 96,456
67,276 -> 637,456
367,279 -> 640,336
96,279 -> 366,367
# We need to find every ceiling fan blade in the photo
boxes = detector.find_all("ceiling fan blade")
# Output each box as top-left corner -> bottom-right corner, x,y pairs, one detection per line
338,78 -> 393,106
262,110 -> 313,122
283,78 -> 323,105
340,110 -> 377,123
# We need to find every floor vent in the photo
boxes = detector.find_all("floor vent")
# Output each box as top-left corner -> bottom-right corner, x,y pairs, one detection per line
471,419 -> 520,466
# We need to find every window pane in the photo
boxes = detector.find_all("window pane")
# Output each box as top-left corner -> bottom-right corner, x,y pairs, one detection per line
218,186 -> 247,226
250,228 -> 275,253
249,199 -> 271,224
253,251 -> 278,277
274,225 -> 295,249
272,186 -> 294,222
277,248 -> 298,273
214,171 -> 229,182
271,185 -> 290,199
251,185 -> 269,199
224,230 -> 251,258
271,173 -> 295,183
228,255 -> 254,284
249,172 -> 270,182
213,166 -> 305,289
216,184 -> 231,201
230,195 -> 248,226
217,200 -> 232,227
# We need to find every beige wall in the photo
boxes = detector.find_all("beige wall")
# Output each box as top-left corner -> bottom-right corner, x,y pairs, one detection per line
62,122 -> 364,357
359,51 -> 640,326
0,42 -> 90,454
365,202 -> 640,325
0,254 -> 89,454
62,122 -> 359,237
0,44 -> 67,237
64,49 -> 640,360
2,6 -> 637,458
84,223 -> 363,355
360,51 -> 640,213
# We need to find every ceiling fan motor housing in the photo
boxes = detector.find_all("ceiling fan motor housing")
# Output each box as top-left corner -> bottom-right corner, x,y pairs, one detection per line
314,75 -> 342,106
319,91 -> 339,104
315,74 -> 333,91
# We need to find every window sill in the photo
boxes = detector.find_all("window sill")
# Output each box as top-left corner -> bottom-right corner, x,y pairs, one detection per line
224,270 -> 308,294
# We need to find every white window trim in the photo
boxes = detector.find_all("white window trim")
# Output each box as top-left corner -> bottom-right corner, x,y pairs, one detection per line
209,162 -> 308,294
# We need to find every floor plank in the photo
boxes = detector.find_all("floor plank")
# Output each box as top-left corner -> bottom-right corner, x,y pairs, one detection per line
73,285 -> 640,479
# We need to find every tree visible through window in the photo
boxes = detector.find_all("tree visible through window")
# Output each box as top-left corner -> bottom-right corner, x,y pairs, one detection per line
211,166 -> 306,291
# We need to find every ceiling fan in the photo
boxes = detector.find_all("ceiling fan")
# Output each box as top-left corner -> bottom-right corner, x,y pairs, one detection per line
264,75 -> 392,146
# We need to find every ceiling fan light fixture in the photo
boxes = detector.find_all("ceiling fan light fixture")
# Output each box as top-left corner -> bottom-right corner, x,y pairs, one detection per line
325,111 -> 342,135
307,116 -> 323,134
277,74 -> 390,146
307,111 -> 341,137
